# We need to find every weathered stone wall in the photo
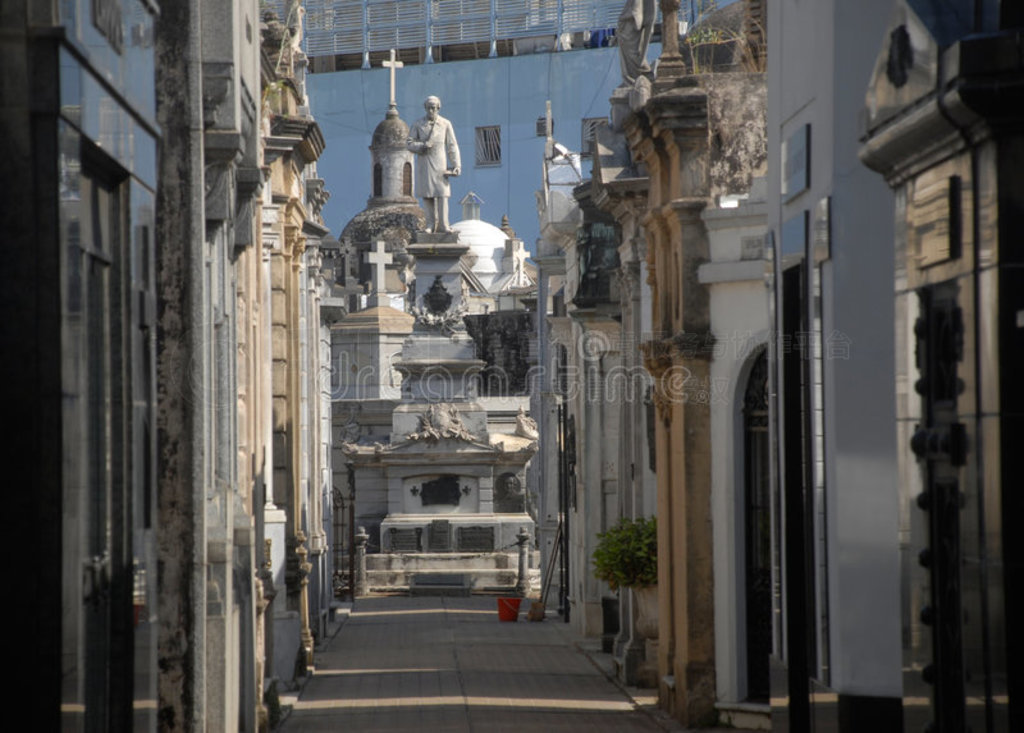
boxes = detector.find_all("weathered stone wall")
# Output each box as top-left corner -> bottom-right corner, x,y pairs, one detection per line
704,73 -> 767,198
155,0 -> 207,727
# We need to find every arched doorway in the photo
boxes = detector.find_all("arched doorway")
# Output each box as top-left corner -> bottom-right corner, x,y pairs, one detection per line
743,349 -> 771,701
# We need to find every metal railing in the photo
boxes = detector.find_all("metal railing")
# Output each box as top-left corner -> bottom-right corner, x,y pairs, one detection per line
294,0 -> 625,62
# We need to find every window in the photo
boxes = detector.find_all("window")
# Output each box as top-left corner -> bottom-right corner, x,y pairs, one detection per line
581,117 -> 604,157
475,125 -> 501,166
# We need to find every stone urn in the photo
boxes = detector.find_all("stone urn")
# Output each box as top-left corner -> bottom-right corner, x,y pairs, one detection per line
633,585 -> 659,639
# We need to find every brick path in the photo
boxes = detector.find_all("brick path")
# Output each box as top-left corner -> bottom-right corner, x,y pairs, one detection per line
277,595 -> 671,732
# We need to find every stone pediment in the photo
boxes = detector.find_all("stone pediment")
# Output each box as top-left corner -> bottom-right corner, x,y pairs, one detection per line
386,436 -> 499,455
863,2 -> 941,136
334,306 -> 414,334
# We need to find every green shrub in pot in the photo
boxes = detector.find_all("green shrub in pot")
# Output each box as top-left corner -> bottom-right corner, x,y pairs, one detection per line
592,516 -> 657,591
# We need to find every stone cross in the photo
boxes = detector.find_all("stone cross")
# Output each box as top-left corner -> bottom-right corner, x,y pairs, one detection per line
382,49 -> 403,108
364,240 -> 392,307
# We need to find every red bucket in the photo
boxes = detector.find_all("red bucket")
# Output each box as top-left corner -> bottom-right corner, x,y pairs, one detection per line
497,597 -> 522,622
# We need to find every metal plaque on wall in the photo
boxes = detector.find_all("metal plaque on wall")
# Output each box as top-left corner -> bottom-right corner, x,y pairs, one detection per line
457,526 -> 495,552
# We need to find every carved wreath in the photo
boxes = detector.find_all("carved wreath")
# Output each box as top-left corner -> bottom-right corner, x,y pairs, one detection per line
407,403 -> 476,443
411,275 -> 467,334
411,300 -> 468,335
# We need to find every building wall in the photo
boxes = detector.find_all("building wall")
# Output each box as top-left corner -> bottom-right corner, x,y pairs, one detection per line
860,2 -> 1024,730
700,190 -> 771,706
1,2 -> 337,728
2,1 -> 162,726
766,0 -> 902,728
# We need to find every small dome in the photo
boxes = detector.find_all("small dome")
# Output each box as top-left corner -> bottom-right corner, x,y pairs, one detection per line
341,204 -> 425,248
451,218 -> 508,286
371,108 -> 408,150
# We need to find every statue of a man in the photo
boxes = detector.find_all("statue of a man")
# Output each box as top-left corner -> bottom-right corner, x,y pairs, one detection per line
406,95 -> 461,233
617,0 -> 656,86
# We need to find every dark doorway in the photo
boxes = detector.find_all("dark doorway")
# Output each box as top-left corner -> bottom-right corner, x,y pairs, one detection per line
778,262 -> 814,731
744,349 -> 771,702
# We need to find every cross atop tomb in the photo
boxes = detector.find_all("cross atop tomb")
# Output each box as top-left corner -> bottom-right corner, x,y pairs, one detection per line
382,49 -> 403,110
365,240 -> 393,307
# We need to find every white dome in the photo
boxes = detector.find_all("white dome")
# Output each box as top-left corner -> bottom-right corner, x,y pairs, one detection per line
450,218 -> 506,287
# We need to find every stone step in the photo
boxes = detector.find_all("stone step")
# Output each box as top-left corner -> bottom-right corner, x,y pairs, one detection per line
409,572 -> 472,597
715,702 -> 771,731
367,567 -> 542,594
365,551 -> 539,572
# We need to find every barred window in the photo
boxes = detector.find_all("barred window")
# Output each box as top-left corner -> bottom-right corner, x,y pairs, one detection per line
475,125 -> 501,166
581,117 -> 604,157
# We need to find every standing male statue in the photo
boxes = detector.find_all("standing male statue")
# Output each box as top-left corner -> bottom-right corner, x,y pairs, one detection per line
406,95 -> 461,233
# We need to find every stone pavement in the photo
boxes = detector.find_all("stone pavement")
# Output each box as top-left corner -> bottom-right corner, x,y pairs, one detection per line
276,595 -> 757,732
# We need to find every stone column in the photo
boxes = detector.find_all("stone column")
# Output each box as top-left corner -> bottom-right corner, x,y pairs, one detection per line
655,0 -> 687,83
290,233 -> 315,668
633,82 -> 717,726
515,527 -> 530,596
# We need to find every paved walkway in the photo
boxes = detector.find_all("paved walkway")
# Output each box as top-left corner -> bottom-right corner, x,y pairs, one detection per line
277,595 -> 752,732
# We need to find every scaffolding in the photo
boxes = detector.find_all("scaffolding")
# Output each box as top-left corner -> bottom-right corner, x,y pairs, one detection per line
285,0 -> 625,63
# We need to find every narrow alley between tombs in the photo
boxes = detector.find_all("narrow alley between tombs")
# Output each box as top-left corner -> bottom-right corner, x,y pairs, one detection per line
275,596 -> 749,733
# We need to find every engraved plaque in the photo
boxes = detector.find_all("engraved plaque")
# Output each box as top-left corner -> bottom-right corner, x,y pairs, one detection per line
740,236 -> 763,261
390,527 -> 422,552
457,526 -> 495,552
782,124 -> 810,202
428,519 -> 451,551
421,475 -> 461,506
911,174 -> 961,268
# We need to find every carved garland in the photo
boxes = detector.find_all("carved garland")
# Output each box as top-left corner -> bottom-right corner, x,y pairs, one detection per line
411,275 -> 467,334
411,300 -> 468,334
406,403 -> 477,443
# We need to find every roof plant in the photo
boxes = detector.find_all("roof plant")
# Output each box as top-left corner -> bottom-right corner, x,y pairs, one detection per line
592,516 -> 658,591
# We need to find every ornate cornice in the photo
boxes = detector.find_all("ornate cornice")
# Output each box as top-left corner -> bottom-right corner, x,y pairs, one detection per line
860,30 -> 1024,187
266,115 -> 325,165
646,81 -> 708,137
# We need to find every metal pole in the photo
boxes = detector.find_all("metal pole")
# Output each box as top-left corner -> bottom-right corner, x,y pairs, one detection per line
425,0 -> 434,63
361,0 -> 370,68
489,0 -> 497,57
557,399 -> 565,618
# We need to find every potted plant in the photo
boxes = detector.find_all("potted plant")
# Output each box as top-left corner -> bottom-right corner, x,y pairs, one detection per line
593,516 -> 658,590
592,516 -> 658,638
